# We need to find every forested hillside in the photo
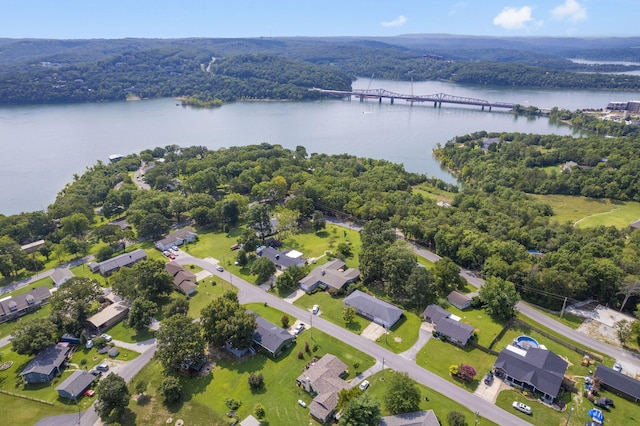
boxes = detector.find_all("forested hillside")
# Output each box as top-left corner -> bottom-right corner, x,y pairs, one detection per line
2,35 -> 640,104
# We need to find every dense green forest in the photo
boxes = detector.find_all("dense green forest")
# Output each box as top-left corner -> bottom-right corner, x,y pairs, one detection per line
2,36 -> 640,104
2,142 -> 640,316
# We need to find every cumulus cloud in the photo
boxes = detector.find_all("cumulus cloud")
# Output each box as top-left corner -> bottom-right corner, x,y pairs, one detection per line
381,15 -> 407,28
551,0 -> 587,22
493,6 -> 534,30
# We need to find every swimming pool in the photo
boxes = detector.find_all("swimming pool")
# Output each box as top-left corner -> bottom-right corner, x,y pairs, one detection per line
514,335 -> 539,350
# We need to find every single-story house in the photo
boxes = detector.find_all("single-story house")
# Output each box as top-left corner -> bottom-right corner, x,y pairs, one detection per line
239,415 -> 261,426
447,291 -> 472,310
20,239 -> 45,254
88,261 -> 100,273
481,137 -> 501,151
56,370 -> 95,400
298,259 -> 360,292
343,290 -> 403,329
51,268 -> 75,287
379,410 -> 441,426
296,354 -> 348,423
0,285 -> 51,325
20,343 -> 71,384
165,261 -> 197,295
96,249 -> 147,276
108,219 -> 132,230
630,219 -> 640,232
255,217 -> 279,239
252,315 -> 295,357
87,301 -> 129,332
494,347 -> 568,403
435,318 -> 475,347
155,227 -> 198,251
423,304 -> 450,324
594,365 -> 640,402
256,246 -> 305,270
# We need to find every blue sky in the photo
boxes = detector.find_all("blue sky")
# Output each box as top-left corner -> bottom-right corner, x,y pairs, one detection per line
1,0 -> 637,39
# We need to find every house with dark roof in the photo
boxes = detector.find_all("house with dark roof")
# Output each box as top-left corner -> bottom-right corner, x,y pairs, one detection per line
435,318 -> 475,347
155,227 -> 198,251
423,304 -> 449,324
296,354 -> 348,423
51,268 -> 74,287
494,347 -> 568,403
252,315 -> 295,357
379,410 -> 441,426
594,365 -> 640,402
87,301 -> 129,332
299,259 -> 360,292
630,219 -> 640,232
343,290 -> 403,329
96,249 -> 147,276
447,291 -> 472,310
256,246 -> 305,270
20,343 -> 71,384
165,261 -> 197,295
0,286 -> 51,325
56,370 -> 95,400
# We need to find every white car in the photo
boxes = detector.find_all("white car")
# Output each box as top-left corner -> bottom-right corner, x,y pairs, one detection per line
359,380 -> 370,390
294,323 -> 305,335
512,401 -> 532,415
100,333 -> 112,342
312,305 -> 319,314
85,339 -> 93,349
297,399 -> 307,408
216,265 -> 224,272
171,246 -> 179,252
613,363 -> 622,372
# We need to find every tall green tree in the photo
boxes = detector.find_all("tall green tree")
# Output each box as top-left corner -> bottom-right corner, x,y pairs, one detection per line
383,372 -> 421,415
155,314 -> 206,372
111,259 -> 173,302
127,298 -> 158,330
433,257 -> 465,297
250,256 -> 276,284
478,276 -> 520,321
339,393 -> 381,426
11,318 -> 60,355
201,292 -> 256,349
95,373 -> 130,421
49,276 -> 101,335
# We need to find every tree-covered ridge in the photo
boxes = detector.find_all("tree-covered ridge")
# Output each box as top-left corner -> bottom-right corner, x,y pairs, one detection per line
435,131 -> 640,201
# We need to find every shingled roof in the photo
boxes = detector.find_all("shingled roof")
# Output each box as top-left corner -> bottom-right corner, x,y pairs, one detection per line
343,290 -> 403,328
595,364 -> 640,401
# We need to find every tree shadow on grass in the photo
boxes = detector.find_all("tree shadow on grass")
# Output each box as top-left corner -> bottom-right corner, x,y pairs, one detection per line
346,321 -> 363,333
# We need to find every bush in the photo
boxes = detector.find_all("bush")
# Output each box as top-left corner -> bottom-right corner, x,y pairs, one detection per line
447,411 -> 466,426
248,373 -> 264,390
254,403 -> 265,419
160,376 -> 182,404
304,342 -> 310,353
225,397 -> 242,411
281,315 -> 290,328
297,351 -> 304,359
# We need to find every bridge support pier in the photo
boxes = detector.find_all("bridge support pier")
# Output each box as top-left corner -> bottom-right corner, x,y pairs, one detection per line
482,106 -> 484,111
390,98 -> 394,104
359,95 -> 364,102
379,97 -> 382,104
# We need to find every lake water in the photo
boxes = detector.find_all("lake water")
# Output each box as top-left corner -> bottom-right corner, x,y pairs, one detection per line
0,78 -> 637,215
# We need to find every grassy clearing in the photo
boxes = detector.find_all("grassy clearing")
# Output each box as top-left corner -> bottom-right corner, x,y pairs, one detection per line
0,303 -> 52,340
69,344 -> 140,368
127,305 -> 375,426
375,311 -> 422,353
416,339 -> 497,392
366,370 -> 498,426
529,194 -> 640,229
443,306 -> 507,348
106,321 -> 155,344
294,292 -> 371,333
412,183 -> 456,205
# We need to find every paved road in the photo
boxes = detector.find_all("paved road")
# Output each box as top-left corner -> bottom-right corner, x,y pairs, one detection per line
177,254 -> 530,426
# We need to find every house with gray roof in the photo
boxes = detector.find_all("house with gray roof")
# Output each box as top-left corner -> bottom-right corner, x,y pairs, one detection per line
594,364 -> 640,402
379,410 -> 441,426
299,259 -> 360,292
630,218 -> 640,232
56,370 -> 95,400
155,227 -> 197,251
96,249 -> 147,276
343,290 -> 403,329
165,261 -> 197,295
20,343 -> 71,384
256,246 -> 304,270
0,285 -> 51,325
296,354 -> 348,423
494,347 -> 568,403
252,315 -> 295,357
51,268 -> 74,287
87,301 -> 129,332
447,291 -> 472,310
435,318 -> 474,347
423,304 -> 449,324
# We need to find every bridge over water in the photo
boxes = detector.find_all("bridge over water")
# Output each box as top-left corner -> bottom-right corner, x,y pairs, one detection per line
310,88 -> 515,111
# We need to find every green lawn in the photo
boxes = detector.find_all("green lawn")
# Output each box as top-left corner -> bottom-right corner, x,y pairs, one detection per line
366,370 -> 497,426
69,344 -> 139,368
69,264 -> 108,286
375,311 -> 422,354
416,338 -> 497,392
0,303 -> 53,340
294,292 -> 371,333
496,381 -> 640,426
442,306 -> 507,348
106,320 -> 155,344
127,304 -> 375,426
529,194 -> 640,229
412,183 -> 455,205
185,278 -> 237,319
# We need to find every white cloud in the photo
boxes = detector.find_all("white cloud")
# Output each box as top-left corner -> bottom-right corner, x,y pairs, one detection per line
493,6 -> 534,30
381,15 -> 407,28
551,0 -> 587,22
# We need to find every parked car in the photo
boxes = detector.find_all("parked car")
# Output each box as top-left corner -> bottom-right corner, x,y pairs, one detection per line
484,372 -> 494,386
100,333 -> 112,342
613,363 -> 622,372
96,363 -> 109,372
312,305 -> 319,314
89,370 -> 102,376
359,380 -> 370,390
85,339 -> 93,349
297,399 -> 307,408
162,251 -> 170,257
512,401 -> 532,415
216,265 -> 224,272
171,246 -> 179,252
83,389 -> 95,397
294,323 -> 305,335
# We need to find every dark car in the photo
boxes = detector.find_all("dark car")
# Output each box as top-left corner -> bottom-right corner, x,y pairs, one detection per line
89,369 -> 102,376
484,372 -> 494,386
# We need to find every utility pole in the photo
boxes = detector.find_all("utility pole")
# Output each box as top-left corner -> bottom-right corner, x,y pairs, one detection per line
560,297 -> 568,318
381,357 -> 385,381
310,312 -> 313,339
565,407 -> 574,426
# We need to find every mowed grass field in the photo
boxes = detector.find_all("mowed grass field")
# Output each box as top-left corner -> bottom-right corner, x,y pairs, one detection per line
529,194 -> 640,228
